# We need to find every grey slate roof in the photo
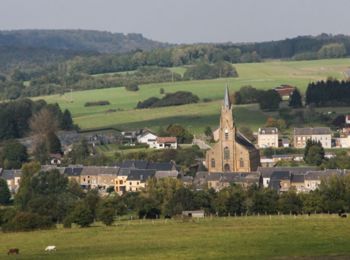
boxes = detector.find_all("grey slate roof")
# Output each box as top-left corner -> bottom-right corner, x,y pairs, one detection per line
291,174 -> 305,183
147,162 -> 175,171
259,127 -> 278,135
258,167 -> 317,177
236,132 -> 256,150
81,167 -> 119,176
120,160 -> 149,169
294,127 -> 331,135
64,166 -> 83,177
127,169 -> 156,181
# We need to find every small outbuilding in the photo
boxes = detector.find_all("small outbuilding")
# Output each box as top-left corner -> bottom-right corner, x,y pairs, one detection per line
182,210 -> 205,218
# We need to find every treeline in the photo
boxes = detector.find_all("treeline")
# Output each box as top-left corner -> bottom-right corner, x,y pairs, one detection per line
137,91 -> 199,109
232,86 -> 282,111
306,79 -> 350,106
1,165 -> 350,232
0,98 -> 74,141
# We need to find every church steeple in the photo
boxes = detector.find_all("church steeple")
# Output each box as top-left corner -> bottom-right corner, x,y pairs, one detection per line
224,85 -> 231,109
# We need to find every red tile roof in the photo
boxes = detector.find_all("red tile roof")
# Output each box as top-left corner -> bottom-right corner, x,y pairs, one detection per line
156,137 -> 177,143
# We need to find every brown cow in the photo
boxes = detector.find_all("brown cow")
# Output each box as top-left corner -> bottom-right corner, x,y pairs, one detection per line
7,248 -> 19,255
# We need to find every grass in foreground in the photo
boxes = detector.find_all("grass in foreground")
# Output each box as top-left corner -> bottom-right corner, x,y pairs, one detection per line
0,215 -> 350,259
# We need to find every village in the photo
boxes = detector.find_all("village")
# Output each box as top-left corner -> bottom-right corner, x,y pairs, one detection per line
2,86 -> 350,198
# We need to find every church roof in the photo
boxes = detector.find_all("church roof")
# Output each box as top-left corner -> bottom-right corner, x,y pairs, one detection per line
224,85 -> 231,109
236,132 -> 256,150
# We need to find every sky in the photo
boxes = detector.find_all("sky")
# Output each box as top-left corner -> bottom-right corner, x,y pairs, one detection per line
1,0 -> 350,44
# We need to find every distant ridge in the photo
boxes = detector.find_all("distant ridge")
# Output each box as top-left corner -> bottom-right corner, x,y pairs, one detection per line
0,29 -> 170,53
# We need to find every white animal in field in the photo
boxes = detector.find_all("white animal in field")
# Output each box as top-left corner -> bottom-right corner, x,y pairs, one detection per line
45,245 -> 56,252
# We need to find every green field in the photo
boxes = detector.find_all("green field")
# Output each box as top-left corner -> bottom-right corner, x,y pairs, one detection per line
35,58 -> 350,133
1,215 -> 350,259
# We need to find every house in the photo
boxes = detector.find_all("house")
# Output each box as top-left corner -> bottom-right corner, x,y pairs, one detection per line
258,167 -> 316,189
274,85 -> 295,100
137,129 -> 158,148
49,153 -> 63,165
0,169 -> 22,193
148,162 -> 180,179
155,137 -> 177,149
64,166 -> 83,183
257,127 -> 279,148
80,167 -> 99,189
290,174 -> 306,193
303,170 -> 343,192
293,127 -> 332,148
125,169 -> 156,192
346,115 -> 350,125
260,157 -> 275,167
115,168 -> 131,195
97,167 -> 119,192
197,171 -> 261,192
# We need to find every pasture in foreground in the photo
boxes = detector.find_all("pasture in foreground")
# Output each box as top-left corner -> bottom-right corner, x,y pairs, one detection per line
0,215 -> 350,259
34,58 -> 350,133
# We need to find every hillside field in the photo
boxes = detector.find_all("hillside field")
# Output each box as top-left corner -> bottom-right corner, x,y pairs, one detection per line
35,58 -> 350,133
0,215 -> 350,259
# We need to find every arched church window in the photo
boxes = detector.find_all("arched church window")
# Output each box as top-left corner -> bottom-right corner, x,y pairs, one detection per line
224,147 -> 230,160
224,164 -> 230,172
239,158 -> 244,168
211,159 -> 215,168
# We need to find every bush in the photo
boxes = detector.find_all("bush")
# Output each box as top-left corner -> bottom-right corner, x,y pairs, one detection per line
98,206 -> 115,226
84,100 -> 110,107
184,61 -> 238,80
71,203 -> 94,227
2,211 -> 53,232
125,83 -> 139,91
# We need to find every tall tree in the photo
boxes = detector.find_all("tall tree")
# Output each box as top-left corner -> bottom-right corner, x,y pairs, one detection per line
289,88 -> 303,108
0,179 -> 11,205
1,140 -> 28,169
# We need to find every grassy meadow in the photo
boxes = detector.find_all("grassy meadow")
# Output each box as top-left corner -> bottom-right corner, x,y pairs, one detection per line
35,58 -> 350,133
1,215 -> 350,259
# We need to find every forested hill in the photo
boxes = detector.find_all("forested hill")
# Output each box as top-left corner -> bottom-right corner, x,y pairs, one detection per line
0,29 -> 169,53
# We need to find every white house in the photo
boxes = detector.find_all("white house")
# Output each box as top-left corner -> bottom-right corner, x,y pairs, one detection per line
137,131 -> 158,148
257,127 -> 279,148
155,137 -> 177,149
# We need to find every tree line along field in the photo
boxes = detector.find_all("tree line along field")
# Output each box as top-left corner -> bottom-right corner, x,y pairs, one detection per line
35,58 -> 350,133
0,215 -> 350,259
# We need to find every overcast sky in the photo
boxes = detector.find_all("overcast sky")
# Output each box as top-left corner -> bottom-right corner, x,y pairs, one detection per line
1,0 -> 350,43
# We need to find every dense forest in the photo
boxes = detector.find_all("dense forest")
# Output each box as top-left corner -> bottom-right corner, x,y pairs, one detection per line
0,30 -> 350,100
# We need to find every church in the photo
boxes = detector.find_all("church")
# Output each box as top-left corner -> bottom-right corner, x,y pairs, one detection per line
205,87 -> 260,173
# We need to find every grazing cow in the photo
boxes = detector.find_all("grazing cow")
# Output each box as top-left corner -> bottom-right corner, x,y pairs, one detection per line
341,214 -> 347,218
7,248 -> 19,255
45,245 -> 56,252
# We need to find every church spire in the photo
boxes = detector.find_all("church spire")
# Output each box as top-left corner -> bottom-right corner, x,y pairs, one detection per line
224,85 -> 231,109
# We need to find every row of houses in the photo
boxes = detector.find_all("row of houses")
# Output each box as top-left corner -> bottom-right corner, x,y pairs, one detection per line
192,167 -> 349,193
257,127 -> 333,149
2,163 -> 347,196
0,160 -> 180,195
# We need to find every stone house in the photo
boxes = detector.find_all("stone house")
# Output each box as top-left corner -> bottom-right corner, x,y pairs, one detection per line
125,169 -> 156,192
293,127 -> 332,148
257,127 -> 279,148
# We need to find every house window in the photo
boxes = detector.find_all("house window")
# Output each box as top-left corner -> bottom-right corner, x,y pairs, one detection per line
239,158 -> 244,168
224,164 -> 230,172
129,182 -> 132,185
211,159 -> 215,168
224,147 -> 230,160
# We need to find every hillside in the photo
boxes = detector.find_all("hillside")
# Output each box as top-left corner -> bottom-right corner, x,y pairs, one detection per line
0,29 -> 169,53
37,58 -> 350,133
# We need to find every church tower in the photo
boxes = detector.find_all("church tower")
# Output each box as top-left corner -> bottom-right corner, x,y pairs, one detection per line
205,86 -> 260,173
